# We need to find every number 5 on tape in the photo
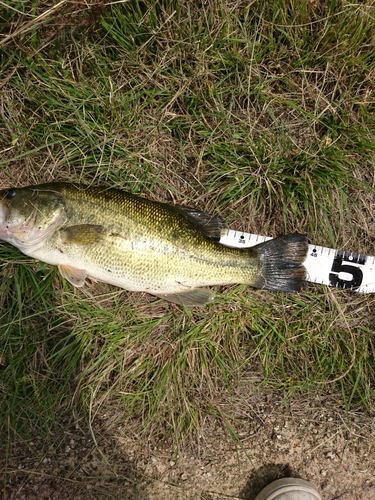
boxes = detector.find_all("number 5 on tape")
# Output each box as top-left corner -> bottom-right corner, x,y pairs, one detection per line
220,230 -> 375,294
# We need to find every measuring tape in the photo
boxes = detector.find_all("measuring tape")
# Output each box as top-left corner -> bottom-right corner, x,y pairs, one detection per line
220,229 -> 375,294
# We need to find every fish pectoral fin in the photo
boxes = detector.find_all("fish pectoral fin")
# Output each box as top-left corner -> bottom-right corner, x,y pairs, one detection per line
154,288 -> 215,307
58,264 -> 88,287
60,224 -> 106,246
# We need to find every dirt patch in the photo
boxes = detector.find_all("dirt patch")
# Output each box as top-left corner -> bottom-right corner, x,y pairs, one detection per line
3,391 -> 374,499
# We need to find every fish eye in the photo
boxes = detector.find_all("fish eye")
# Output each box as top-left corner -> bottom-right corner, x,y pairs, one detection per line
5,189 -> 16,199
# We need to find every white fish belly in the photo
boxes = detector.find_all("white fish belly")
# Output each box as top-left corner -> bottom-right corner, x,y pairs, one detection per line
27,245 -> 212,294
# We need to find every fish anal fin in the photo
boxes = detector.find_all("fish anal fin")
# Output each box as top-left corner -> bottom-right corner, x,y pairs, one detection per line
60,225 -> 105,246
58,264 -> 87,287
154,288 -> 214,307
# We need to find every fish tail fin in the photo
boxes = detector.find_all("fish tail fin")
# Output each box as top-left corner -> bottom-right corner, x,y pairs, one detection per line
252,233 -> 308,292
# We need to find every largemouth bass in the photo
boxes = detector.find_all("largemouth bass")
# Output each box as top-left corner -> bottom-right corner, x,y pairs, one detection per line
0,183 -> 308,306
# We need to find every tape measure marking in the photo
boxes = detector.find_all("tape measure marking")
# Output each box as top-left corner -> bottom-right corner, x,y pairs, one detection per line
220,229 -> 375,294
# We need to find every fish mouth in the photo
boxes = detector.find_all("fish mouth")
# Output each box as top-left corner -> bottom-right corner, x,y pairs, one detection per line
0,202 -> 8,224
0,202 -> 9,238
4,209 -> 66,253
0,206 -> 39,249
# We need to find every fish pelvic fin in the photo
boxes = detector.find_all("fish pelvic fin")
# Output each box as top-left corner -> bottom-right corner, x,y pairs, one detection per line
252,233 -> 308,292
58,264 -> 87,287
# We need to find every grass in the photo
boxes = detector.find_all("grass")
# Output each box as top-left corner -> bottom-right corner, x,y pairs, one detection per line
0,0 -> 375,456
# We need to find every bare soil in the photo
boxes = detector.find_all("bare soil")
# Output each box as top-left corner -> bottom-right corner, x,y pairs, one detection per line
3,390 -> 375,499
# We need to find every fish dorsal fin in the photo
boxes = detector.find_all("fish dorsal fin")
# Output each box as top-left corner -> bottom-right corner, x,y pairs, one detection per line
58,264 -> 87,287
60,224 -> 106,246
173,205 -> 226,241
154,288 -> 215,307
